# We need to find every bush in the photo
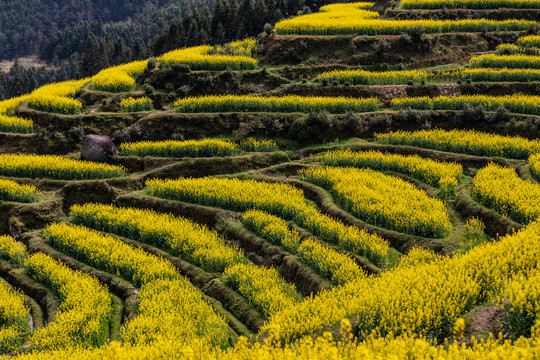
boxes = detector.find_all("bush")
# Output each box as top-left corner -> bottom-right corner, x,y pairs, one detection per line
147,57 -> 157,71
264,23 -> 273,35
374,39 -> 391,55
171,63 -> 191,73
456,104 -> 487,125
289,111 -> 337,143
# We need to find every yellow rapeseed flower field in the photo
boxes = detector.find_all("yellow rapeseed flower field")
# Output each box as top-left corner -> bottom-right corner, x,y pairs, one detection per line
0,154 -> 127,180
320,67 -> 540,85
27,79 -> 88,114
275,2 -> 536,35
299,166 -> 453,238
159,44 -> 257,70
241,209 -> 301,253
0,114 -> 34,134
391,94 -> 540,116
472,163 -> 540,224
0,178 -> 39,203
298,238 -> 365,285
119,96 -> 154,112
173,95 -> 381,114
69,203 -> 246,273
0,261 -> 30,353
146,176 -> 389,263
401,0 -> 540,9
120,139 -> 238,158
224,263 -> 301,318
238,138 -> 278,152
499,268 -> 540,337
43,223 -> 230,349
376,129 -> 540,159
517,34 -> 540,48
263,217 -> 540,344
0,235 -> 27,266
469,53 -> 540,68
241,210 -> 364,285
26,252 -> 111,350
312,149 -> 463,189
529,153 -> 540,179
91,60 -> 147,92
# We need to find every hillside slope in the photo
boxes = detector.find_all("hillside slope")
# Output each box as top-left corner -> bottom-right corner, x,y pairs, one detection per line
0,0 -> 539,358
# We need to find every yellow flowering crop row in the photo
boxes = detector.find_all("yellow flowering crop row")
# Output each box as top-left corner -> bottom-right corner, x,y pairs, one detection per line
0,235 -> 26,266
517,34 -> 540,48
241,210 -> 301,253
224,263 -> 301,318
68,204 -> 300,330
0,114 -> 34,134
31,79 -> 89,99
472,163 -> 540,224
92,71 -> 135,92
0,277 -> 30,354
495,43 -> 540,56
530,153 -> 540,179
146,177 -> 389,263
0,79 -> 87,117
401,0 -> 540,9
120,97 -> 154,112
300,166 -> 452,238
396,246 -> 440,269
470,53 -> 540,69
43,223 -> 230,348
298,239 -> 365,285
238,138 -> 278,152
8,330 -> 540,359
173,95 -> 381,114
91,60 -> 147,92
159,44 -> 257,71
0,178 -> 39,203
44,223 -> 178,286
313,149 -> 463,189
210,38 -> 257,57
0,327 -> 23,355
122,278 -> 230,348
376,129 -> 540,159
27,79 -> 88,115
0,96 -> 30,116
27,95 -> 82,115
392,94 -> 540,116
264,215 -> 540,343
320,67 -> 540,85
499,268 -> 540,337
275,2 -> 536,35
0,154 -> 127,180
503,269 -> 540,335
69,203 -> 245,273
265,247 -> 479,343
26,252 -> 111,350
120,139 -> 238,158
241,210 -> 364,285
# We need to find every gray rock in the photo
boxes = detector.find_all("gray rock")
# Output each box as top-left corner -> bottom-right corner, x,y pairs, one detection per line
80,134 -> 119,163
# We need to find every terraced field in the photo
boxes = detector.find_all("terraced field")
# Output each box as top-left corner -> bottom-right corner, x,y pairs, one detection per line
1,1 -> 540,358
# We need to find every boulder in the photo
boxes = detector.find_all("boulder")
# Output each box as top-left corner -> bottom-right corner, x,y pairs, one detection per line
80,135 -> 119,163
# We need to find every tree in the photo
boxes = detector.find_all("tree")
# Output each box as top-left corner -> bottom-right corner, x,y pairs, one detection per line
0,74 -> 7,100
97,41 -> 110,71
236,0 -> 255,38
131,39 -> 145,60
78,37 -> 97,77
10,74 -> 26,97
111,39 -> 127,65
